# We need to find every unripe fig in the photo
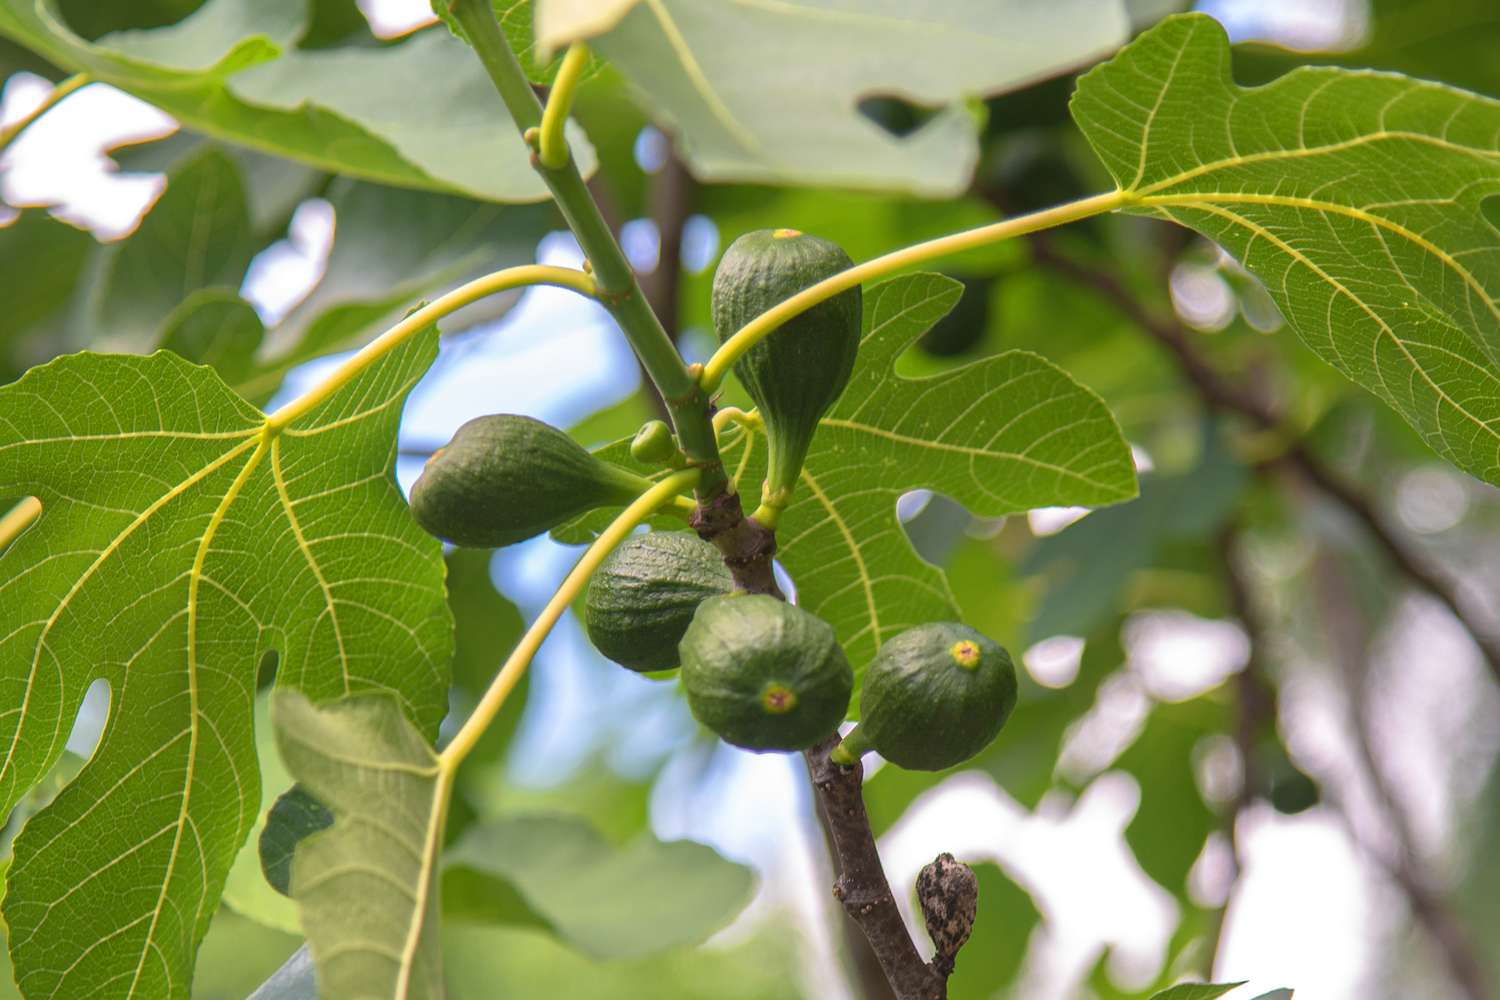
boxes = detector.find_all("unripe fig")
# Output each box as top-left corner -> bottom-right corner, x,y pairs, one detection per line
585,531 -> 733,673
835,622 -> 1016,771
629,419 -> 679,466
711,229 -> 861,506
679,594 -> 852,752
410,414 -> 649,548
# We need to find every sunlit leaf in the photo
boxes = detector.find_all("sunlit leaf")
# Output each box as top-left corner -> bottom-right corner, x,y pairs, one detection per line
0,334 -> 449,998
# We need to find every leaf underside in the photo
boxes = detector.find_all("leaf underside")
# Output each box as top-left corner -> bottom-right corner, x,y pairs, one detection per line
574,0 -> 1132,194
274,692 -> 446,1000
0,0 -> 593,203
1073,12 -> 1500,484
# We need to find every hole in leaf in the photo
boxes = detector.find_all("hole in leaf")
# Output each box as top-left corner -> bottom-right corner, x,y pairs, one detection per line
857,94 -> 941,138
65,677 -> 111,759
899,491 -> 970,565
772,558 -> 797,604
917,275 -> 993,357
256,648 -> 280,690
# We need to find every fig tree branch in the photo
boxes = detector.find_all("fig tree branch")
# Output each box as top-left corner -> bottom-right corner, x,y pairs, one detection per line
1308,547 -> 1490,1000
805,735 -> 949,1000
1208,524 -> 1276,972
1025,235 -> 1500,688
447,0 -> 729,498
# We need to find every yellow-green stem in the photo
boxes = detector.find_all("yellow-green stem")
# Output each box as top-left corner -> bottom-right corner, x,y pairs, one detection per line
0,497 -> 42,548
439,469 -> 700,767
538,43 -> 590,170
0,73 -> 88,158
266,264 -> 594,431
699,190 -> 1129,394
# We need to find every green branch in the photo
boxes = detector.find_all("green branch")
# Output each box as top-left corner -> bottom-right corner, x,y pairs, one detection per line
447,0 -> 729,498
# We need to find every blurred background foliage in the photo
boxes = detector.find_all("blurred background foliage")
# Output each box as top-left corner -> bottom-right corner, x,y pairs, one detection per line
2,0 -> 1499,998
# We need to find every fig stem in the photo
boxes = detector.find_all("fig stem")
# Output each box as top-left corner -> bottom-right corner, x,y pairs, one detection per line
440,469 -> 701,767
830,725 -> 873,767
537,42 -> 589,170
267,264 -> 595,432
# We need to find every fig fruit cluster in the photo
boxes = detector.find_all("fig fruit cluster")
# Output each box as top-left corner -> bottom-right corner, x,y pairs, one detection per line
406,229 -> 1016,766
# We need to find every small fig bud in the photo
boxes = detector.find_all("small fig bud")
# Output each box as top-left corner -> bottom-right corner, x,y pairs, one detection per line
916,852 -> 978,977
630,419 -> 680,466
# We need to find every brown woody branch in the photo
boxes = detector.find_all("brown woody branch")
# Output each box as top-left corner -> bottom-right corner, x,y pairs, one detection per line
806,735 -> 950,999
1308,547 -> 1490,1000
1025,235 -> 1500,688
695,504 -> 954,998
1206,525 -> 1276,971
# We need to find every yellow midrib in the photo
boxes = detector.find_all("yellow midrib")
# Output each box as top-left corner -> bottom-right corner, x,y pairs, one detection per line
1137,190 -> 1500,330
125,437 -> 267,997
797,465 -> 880,653
1165,199 -> 1500,446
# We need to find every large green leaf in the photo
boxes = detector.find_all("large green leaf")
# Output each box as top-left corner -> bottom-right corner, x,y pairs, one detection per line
0,0 -> 591,203
561,273 -> 1136,683
273,691 -> 445,1000
546,0 -> 1131,194
1072,13 -> 1500,484
0,211 -> 92,381
443,815 -> 753,959
99,147 -> 257,350
0,335 -> 450,998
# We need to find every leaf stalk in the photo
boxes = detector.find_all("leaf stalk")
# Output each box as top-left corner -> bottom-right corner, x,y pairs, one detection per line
0,72 -> 89,158
266,264 -> 594,431
439,469 -> 701,767
537,43 -> 590,170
